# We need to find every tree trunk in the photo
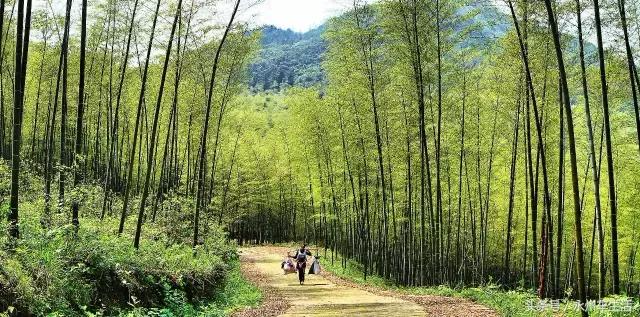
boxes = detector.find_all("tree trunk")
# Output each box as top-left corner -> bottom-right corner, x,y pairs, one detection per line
507,0 -> 553,293
71,0 -> 88,231
193,0 -> 240,249
435,0 -> 444,281
8,0 -> 32,239
543,0 -> 587,313
0,0 -> 5,159
121,0 -> 162,234
576,0 -> 606,298
102,0 -> 140,220
133,0 -> 181,249
593,0 -> 620,295
59,0 -> 72,205
505,83 -> 522,285
617,0 -> 640,155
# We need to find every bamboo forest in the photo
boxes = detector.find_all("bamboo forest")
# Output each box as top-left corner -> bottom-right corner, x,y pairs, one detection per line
2,0 -> 640,315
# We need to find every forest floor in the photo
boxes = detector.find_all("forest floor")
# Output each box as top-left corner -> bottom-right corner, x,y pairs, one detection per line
233,246 -> 497,317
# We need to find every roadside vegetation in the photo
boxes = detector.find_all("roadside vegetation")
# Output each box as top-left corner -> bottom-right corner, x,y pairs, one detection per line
320,250 -> 639,317
0,164 -> 260,316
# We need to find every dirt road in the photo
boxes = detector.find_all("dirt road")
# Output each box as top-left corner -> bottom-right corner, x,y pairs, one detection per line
237,246 -> 425,316
236,246 -> 498,316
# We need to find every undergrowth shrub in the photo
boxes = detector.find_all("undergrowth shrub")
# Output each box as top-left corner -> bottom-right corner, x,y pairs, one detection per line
1,218 -> 234,315
0,173 -> 239,316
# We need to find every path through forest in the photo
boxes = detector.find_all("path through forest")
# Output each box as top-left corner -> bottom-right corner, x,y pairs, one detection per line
236,246 -> 497,317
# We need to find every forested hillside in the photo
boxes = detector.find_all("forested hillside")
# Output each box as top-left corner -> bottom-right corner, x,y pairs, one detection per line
1,0 -> 640,316
247,3 -> 513,92
249,25 -> 325,91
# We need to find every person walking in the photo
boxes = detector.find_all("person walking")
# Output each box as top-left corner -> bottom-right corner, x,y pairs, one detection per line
290,244 -> 312,284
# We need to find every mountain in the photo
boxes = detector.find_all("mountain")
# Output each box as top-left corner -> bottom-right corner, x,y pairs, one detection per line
247,4 -> 595,92
247,4 -> 510,92
249,25 -> 326,92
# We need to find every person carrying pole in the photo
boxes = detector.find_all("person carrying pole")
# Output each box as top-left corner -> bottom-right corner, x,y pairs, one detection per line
290,243 -> 312,284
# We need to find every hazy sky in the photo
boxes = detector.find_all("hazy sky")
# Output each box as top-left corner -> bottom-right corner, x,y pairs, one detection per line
242,0 -> 373,33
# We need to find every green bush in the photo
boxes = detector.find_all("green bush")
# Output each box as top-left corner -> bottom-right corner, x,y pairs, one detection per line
1,218 -> 234,315
0,166 -> 254,316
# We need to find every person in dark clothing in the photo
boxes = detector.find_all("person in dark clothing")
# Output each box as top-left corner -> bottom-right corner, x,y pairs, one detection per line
290,244 -> 312,284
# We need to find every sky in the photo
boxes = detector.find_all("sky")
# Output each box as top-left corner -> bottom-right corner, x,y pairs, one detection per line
241,0 -> 374,33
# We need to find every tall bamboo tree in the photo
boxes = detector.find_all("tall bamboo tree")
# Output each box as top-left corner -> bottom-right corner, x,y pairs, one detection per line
133,0 -> 178,249
8,0 -> 32,239
543,0 -> 587,313
72,0 -> 88,231
593,0 -> 620,294
193,0 -> 241,248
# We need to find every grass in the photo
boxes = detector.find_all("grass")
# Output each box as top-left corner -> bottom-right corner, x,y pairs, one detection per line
121,260 -> 262,317
318,249 -> 639,317
0,163 -> 262,316
0,209 -> 262,316
0,213 -> 262,316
